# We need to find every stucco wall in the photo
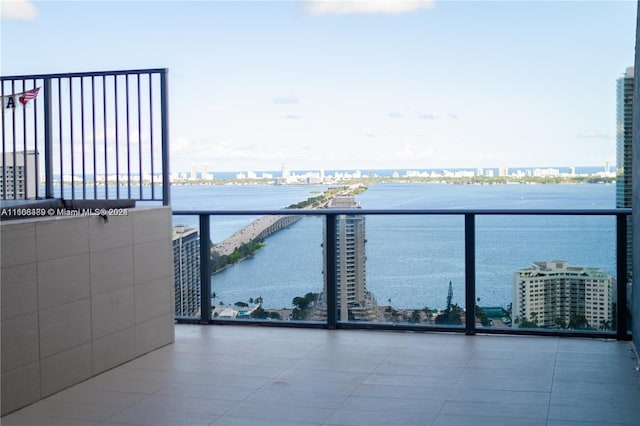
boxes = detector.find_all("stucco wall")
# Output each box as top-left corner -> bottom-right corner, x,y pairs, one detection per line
0,206 -> 175,415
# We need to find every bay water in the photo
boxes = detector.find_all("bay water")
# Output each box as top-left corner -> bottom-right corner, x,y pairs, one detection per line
171,182 -> 616,310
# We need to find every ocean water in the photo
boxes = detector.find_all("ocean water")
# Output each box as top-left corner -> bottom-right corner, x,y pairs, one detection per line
171,182 -> 617,310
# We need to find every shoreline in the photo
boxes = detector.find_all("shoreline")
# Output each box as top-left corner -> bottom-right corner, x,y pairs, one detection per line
172,176 -> 615,187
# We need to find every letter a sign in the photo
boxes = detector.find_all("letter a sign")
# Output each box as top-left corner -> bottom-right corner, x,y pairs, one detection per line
3,95 -> 16,109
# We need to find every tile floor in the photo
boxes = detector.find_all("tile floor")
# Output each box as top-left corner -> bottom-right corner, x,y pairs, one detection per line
2,325 -> 639,426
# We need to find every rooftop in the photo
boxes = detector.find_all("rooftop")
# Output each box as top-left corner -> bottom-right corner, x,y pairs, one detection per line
2,324 -> 639,426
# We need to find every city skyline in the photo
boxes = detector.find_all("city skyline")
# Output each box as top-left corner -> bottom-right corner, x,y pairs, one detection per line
1,0 -> 636,172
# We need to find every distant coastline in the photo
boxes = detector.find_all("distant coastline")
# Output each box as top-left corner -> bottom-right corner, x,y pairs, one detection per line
171,165 -> 615,186
53,166 -> 616,187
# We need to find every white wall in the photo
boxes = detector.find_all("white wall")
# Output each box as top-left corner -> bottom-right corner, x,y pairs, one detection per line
1,206 -> 175,415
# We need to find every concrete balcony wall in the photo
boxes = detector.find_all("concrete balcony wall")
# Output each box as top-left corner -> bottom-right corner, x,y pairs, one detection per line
0,206 -> 175,415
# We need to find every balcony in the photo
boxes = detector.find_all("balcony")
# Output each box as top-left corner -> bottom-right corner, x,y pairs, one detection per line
1,324 -> 639,425
2,67 -> 639,423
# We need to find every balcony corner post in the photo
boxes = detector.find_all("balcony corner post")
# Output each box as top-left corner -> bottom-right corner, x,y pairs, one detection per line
43,78 -> 54,199
616,213 -> 629,340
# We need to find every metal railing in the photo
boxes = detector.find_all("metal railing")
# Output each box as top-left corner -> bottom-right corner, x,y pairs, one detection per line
173,208 -> 632,341
1,69 -> 170,205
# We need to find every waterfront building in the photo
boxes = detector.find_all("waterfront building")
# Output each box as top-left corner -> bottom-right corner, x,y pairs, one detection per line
533,168 -> 560,177
616,66 -> 634,280
617,66 -> 634,208
512,260 -> 613,330
320,196 -> 380,321
173,226 -> 201,317
0,150 -> 38,199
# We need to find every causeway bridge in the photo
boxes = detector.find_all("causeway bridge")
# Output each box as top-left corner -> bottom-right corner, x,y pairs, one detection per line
213,215 -> 301,256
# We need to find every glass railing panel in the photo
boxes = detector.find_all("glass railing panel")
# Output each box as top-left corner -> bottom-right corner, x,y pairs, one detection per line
207,214 -> 325,323
335,214 -> 465,326
475,214 -> 617,333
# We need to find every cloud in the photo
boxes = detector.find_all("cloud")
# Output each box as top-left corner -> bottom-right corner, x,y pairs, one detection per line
417,112 -> 458,120
303,0 -> 435,16
1,0 -> 37,21
419,113 -> 438,120
576,130 -> 612,140
391,144 -> 436,160
171,137 -> 245,158
273,95 -> 300,104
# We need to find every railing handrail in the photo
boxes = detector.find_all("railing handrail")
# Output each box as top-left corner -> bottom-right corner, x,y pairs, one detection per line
171,208 -> 631,340
173,208 -> 632,216
0,68 -> 168,81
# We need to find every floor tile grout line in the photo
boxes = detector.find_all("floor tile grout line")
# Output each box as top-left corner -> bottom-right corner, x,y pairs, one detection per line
546,336 -> 561,426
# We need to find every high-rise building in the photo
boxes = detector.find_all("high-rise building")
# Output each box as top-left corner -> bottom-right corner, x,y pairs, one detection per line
172,226 -> 201,317
616,66 -> 634,280
0,150 -> 38,199
321,196 -> 379,321
190,163 -> 197,180
617,66 -> 634,208
512,260 -> 613,330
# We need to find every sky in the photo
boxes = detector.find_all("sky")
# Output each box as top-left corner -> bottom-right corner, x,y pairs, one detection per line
1,0 -> 637,173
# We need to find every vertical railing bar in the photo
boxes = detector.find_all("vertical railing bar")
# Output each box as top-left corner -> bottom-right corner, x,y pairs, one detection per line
21,79 -> 29,199
137,74 -> 143,199
114,75 -> 120,198
58,79 -> 64,199
43,78 -> 53,199
11,80 -> 17,199
102,75 -> 108,199
200,214 -> 212,323
616,213 -> 628,340
160,69 -> 170,205
91,76 -> 97,199
33,78 -> 39,199
326,213 -> 337,329
465,213 -> 476,335
69,77 -> 75,200
1,80 -> 6,199
149,73 -> 155,200
125,74 -> 131,199
80,77 -> 86,199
